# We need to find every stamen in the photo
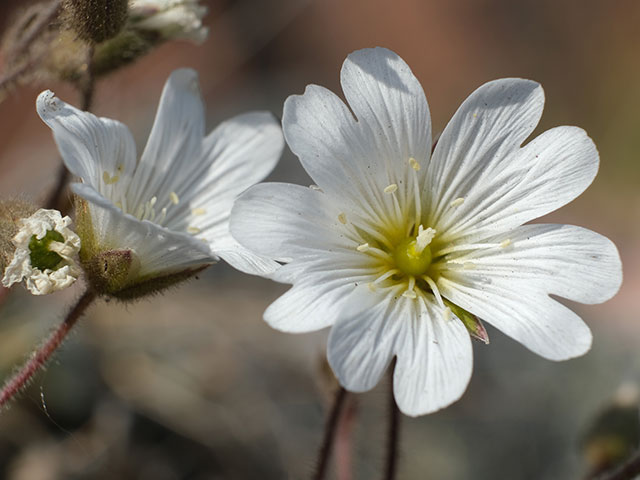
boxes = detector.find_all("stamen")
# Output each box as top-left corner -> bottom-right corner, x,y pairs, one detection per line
435,242 -> 502,257
337,213 -> 347,224
450,197 -> 465,208
384,184 -> 398,194
408,157 -> 421,171
157,207 -> 167,224
374,269 -> 399,285
169,191 -> 180,205
500,239 -> 512,248
149,196 -> 157,207
309,184 -> 323,192
356,243 -> 370,252
463,262 -> 476,270
423,275 -> 445,309
191,208 -> 206,216
187,226 -> 201,234
402,290 -> 417,299
102,171 -> 120,185
442,306 -> 452,321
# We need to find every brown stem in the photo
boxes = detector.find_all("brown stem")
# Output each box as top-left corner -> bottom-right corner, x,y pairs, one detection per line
335,396 -> 357,480
383,367 -> 401,480
0,289 -> 97,409
313,386 -> 348,480
595,450 -> 640,480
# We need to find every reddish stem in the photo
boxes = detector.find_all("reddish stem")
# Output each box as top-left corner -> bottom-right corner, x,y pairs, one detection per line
0,289 -> 96,409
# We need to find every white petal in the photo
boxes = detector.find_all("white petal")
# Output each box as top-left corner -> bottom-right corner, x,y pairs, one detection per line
165,111 -> 283,230
444,224 -> 622,304
327,291 -> 408,392
393,297 -> 473,416
230,183 -> 350,262
36,90 -> 137,192
340,47 -> 431,177
129,68 -> 205,209
435,126 -> 599,241
427,79 -> 543,222
439,274 -> 593,361
265,272 -> 362,333
208,229 -> 280,276
72,183 -> 215,276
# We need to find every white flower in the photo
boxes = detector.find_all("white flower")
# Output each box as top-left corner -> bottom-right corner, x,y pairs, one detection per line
36,68 -> 283,297
2,209 -> 81,295
230,48 -> 623,416
129,0 -> 208,44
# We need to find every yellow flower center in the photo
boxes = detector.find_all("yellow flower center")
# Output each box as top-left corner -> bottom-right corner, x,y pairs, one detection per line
393,237 -> 432,276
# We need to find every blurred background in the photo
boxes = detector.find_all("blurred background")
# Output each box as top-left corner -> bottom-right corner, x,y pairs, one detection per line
1,0 -> 640,478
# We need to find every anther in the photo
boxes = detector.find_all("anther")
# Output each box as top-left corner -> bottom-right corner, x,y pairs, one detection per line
409,157 -> 421,171
384,184 -> 398,194
187,226 -> 201,234
402,290 -> 417,299
337,213 -> 347,224
191,208 -> 206,216
170,192 -> 180,205
442,307 -> 452,321
450,197 -> 465,208
356,243 -> 370,252
102,171 -> 120,185
500,239 -> 512,248
463,262 -> 476,270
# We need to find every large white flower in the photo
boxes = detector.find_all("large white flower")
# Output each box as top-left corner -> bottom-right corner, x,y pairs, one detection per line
230,48 -> 623,416
37,68 -> 283,298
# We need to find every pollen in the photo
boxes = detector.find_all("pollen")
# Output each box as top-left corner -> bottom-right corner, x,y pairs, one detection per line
384,184 -> 398,194
169,191 -> 180,205
500,239 -> 512,248
408,157 -> 421,171
338,213 -> 347,224
191,208 -> 206,216
450,197 -> 465,207
357,243 -> 370,252
102,171 -> 120,185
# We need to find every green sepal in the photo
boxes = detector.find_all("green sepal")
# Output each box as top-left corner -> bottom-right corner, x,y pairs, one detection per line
444,299 -> 490,344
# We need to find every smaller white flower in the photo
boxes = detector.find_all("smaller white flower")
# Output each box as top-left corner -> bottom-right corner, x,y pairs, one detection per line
129,0 -> 208,44
2,209 -> 81,295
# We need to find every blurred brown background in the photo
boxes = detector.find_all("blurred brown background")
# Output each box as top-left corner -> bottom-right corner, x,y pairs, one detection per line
1,0 -> 640,479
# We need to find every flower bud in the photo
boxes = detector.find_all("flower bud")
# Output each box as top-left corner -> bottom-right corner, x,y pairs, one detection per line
444,299 -> 490,344
63,0 -> 129,44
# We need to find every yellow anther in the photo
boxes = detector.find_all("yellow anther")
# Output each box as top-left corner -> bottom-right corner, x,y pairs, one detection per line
357,243 -> 370,252
102,171 -> 120,185
191,208 -> 206,216
384,184 -> 398,194
187,226 -> 201,234
337,213 -> 347,224
442,307 -> 452,321
450,197 -> 465,207
169,191 -> 180,205
500,239 -> 512,248
409,157 -> 421,171
463,262 -> 476,270
402,290 -> 417,299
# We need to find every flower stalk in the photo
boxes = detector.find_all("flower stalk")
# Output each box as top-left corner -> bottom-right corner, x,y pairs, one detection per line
313,386 -> 348,480
384,366 -> 401,480
0,289 -> 96,410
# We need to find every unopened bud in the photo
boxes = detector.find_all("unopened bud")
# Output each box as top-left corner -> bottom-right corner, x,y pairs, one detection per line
63,0 -> 129,44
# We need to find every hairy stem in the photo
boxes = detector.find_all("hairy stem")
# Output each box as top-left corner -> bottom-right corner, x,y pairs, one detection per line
384,374 -> 401,480
0,289 -> 97,409
313,386 -> 348,480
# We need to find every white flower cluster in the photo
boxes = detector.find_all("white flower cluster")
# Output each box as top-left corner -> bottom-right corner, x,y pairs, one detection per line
2,209 -> 81,295
129,0 -> 208,44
